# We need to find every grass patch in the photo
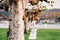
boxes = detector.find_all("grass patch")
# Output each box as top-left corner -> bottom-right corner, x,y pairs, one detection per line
37,29 -> 60,40
0,28 -> 8,40
24,32 -> 31,40
1,28 -> 60,40
0,28 -> 30,40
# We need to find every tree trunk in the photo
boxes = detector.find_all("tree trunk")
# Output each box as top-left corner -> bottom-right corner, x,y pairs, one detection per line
23,0 -> 30,33
26,17 -> 30,33
24,0 -> 29,6
24,17 -> 30,33
8,0 -> 25,40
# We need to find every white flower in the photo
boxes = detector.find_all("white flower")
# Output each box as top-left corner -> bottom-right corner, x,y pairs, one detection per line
25,3 -> 32,10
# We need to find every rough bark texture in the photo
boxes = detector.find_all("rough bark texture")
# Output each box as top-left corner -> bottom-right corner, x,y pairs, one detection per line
8,0 -> 25,40
24,17 -> 30,33
23,0 -> 30,33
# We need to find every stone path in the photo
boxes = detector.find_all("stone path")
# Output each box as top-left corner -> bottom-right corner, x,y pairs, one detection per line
29,29 -> 37,40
